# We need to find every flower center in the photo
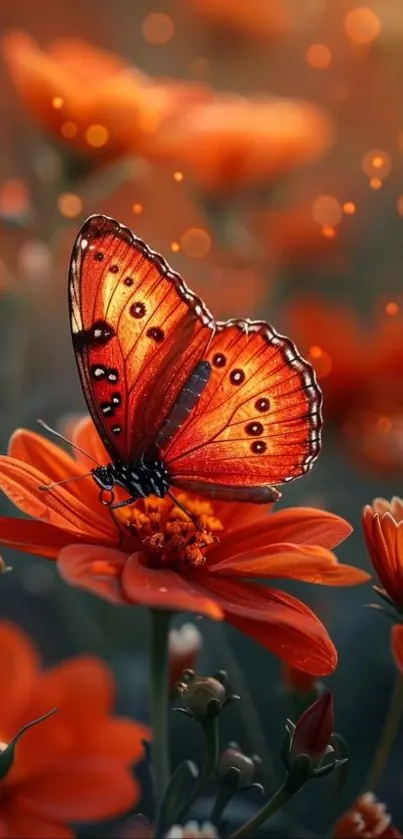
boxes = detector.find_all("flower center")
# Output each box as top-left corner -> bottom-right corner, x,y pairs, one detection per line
116,493 -> 222,572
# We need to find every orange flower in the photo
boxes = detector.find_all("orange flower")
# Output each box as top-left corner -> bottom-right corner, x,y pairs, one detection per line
183,0 -> 289,41
2,32 -> 210,163
362,497 -> 403,610
334,792 -> 401,838
0,418 -> 369,676
151,95 -> 333,194
0,620 -> 148,838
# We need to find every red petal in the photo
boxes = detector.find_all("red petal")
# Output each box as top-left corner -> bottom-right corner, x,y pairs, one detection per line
0,622 -> 39,737
212,507 -> 352,565
292,691 -> 334,758
0,802 -> 74,839
210,543 -> 370,586
58,545 -> 127,604
0,517 -> 81,559
0,456 -> 115,542
122,553 -> 223,620
193,575 -> 337,675
17,760 -> 141,821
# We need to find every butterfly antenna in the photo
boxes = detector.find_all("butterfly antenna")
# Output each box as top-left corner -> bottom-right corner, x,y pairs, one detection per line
167,490 -> 203,531
37,419 -> 100,466
39,472 -> 94,491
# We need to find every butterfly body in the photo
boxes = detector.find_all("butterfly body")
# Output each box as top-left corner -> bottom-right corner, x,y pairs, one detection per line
69,214 -> 322,507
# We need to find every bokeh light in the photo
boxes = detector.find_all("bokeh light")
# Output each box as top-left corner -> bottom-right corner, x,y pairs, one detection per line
361,149 -> 391,179
308,345 -> 333,377
312,195 -> 343,227
171,241 -> 180,252
180,228 -> 211,258
85,124 -> 109,148
385,301 -> 399,315
132,203 -> 143,215
343,201 -> 356,215
52,96 -> 63,109
344,7 -> 381,45
61,121 -> 78,139
57,193 -> 83,218
173,171 -> 184,182
142,13 -> 175,45
306,44 -> 332,69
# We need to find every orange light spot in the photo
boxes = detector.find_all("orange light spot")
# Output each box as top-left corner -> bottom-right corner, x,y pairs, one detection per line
344,7 -> 381,45
306,44 -> 332,69
0,178 -> 30,218
343,201 -> 356,214
171,241 -> 180,252
61,121 -> 77,139
310,347 -> 332,377
376,416 -> 392,434
369,177 -> 382,189
91,560 -> 120,577
132,203 -> 143,215
321,225 -> 337,239
362,149 -> 391,179
142,12 -> 174,45
52,96 -> 63,109
85,124 -> 109,148
174,171 -> 184,182
385,301 -> 399,316
397,196 -> 403,216
57,193 -> 83,218
180,228 -> 211,259
312,196 -> 343,227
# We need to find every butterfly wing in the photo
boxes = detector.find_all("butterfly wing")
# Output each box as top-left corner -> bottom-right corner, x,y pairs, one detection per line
69,214 -> 214,462
158,319 -> 322,500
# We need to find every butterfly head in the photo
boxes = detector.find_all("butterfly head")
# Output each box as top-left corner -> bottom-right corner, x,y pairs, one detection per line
92,464 -> 116,493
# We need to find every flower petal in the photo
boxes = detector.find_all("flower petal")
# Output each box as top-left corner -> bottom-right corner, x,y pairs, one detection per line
122,553 -> 223,620
17,760 -> 141,821
212,507 -> 352,564
0,803 -> 73,839
0,517 -> 77,559
0,622 -> 39,737
70,415 -> 109,469
212,500 -> 274,532
391,625 -> 403,674
58,545 -> 128,604
193,576 -> 337,675
210,543 -> 370,586
0,456 -> 115,542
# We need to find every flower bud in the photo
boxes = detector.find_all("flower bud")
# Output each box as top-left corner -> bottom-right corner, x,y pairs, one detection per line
290,691 -> 333,763
168,623 -> 202,689
183,675 -> 226,719
165,821 -> 218,838
333,791 -> 401,838
217,745 -> 258,789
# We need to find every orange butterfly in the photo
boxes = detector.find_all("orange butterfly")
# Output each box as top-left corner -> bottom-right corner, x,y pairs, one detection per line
68,214 -> 321,509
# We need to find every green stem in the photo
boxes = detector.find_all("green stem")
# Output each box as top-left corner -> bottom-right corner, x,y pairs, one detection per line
210,784 -> 235,826
229,781 -> 296,839
150,609 -> 171,805
365,673 -> 403,791
174,717 -> 220,822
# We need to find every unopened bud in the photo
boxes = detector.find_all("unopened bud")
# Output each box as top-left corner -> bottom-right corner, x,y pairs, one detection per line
183,675 -> 226,719
217,745 -> 259,790
290,691 -> 334,763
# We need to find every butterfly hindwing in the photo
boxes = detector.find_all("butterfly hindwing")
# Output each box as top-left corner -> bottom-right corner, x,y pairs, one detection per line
69,215 -> 214,462
159,320 -> 322,497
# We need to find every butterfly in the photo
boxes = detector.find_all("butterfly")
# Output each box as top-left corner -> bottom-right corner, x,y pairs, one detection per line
68,214 -> 322,510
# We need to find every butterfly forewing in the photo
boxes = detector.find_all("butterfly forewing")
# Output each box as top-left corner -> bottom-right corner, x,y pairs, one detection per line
69,215 -> 214,462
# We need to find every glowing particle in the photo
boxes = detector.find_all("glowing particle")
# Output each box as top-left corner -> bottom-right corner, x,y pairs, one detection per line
171,241 -> 180,252
385,301 -> 399,316
142,13 -> 174,45
180,228 -> 211,259
376,416 -> 392,433
174,171 -> 184,182
343,201 -> 356,214
369,177 -> 382,189
309,345 -> 332,377
344,7 -> 381,45
321,225 -> 337,239
52,96 -> 63,109
306,44 -> 332,69
57,193 -> 83,218
61,121 -> 77,139
362,149 -> 391,179
132,203 -> 143,215
85,124 -> 109,148
312,195 -> 343,227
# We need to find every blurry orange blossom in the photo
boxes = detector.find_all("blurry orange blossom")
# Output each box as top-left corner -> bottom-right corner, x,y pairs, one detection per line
334,791 -> 401,837
151,95 -> 334,194
253,203 -> 341,268
363,497 -> 403,611
0,417 -> 369,675
0,621 -> 148,838
2,32 -> 210,163
183,0 -> 289,41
